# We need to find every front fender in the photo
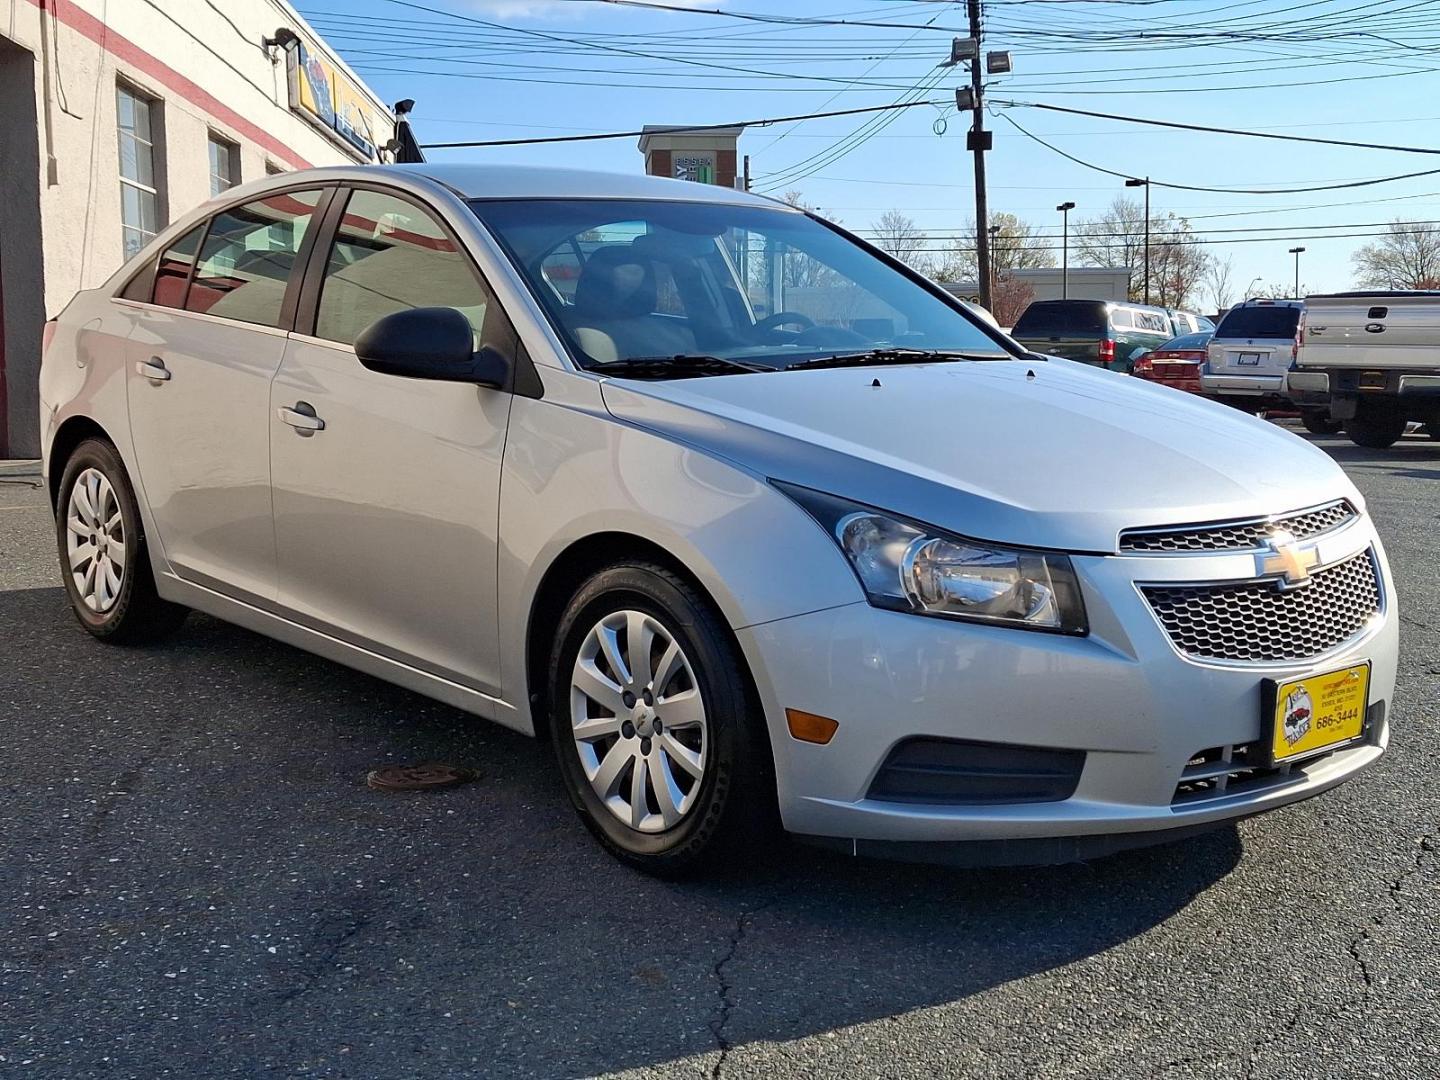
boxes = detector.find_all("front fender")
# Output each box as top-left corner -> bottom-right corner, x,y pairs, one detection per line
497,379 -> 863,730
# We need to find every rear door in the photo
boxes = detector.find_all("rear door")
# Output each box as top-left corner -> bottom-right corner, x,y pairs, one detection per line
1012,301 -> 1106,363
1207,304 -> 1299,381
268,185 -> 517,693
125,187 -> 329,601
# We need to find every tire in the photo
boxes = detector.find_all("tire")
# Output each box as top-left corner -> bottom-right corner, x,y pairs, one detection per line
55,438 -> 187,643
1345,408 -> 1407,450
1301,409 -> 1343,435
547,561 -> 774,877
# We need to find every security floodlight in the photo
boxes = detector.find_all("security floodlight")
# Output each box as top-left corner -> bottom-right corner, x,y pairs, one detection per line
955,86 -> 977,111
394,99 -> 416,117
949,36 -> 980,64
985,51 -> 1013,75
263,27 -> 300,51
1057,201 -> 1075,212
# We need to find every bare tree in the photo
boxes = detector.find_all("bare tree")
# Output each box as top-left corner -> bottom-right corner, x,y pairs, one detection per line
937,212 -> 1053,282
1352,219 -> 1440,289
990,274 -> 1035,328
870,210 -> 931,273
1075,196 -> 1209,308
1204,255 -> 1236,312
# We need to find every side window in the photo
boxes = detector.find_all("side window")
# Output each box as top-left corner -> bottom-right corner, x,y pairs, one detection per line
185,189 -> 324,327
1142,312 -> 1168,332
150,222 -> 206,308
314,189 -> 489,347
1111,308 -> 1134,330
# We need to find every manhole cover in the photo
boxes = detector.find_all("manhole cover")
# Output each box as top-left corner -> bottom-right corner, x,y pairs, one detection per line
366,763 -> 476,792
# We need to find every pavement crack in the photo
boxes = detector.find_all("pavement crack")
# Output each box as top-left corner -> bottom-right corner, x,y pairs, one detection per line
273,908 -> 372,1006
708,900 -> 773,1079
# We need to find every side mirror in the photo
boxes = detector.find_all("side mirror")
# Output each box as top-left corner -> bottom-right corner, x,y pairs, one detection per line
354,307 -> 509,389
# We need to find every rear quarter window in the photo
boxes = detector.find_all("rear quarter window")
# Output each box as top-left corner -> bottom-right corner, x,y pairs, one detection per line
1215,306 -> 1300,339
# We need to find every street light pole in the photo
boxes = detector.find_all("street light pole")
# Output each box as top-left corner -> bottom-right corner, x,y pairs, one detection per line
988,222 -> 1001,300
1057,201 -> 1075,299
1288,246 -> 1306,298
1126,177 -> 1150,304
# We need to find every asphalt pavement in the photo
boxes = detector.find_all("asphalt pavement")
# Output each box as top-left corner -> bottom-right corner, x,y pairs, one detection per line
0,431 -> 1436,1079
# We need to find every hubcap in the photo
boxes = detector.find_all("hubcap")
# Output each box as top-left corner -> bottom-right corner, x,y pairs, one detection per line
65,468 -> 126,614
570,609 -> 708,833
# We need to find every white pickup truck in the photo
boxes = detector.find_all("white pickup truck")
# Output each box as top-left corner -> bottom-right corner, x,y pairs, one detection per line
1290,291 -> 1440,448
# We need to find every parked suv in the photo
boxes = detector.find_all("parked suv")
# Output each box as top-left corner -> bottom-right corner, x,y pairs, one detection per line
1012,299 -> 1175,373
1202,298 -> 1303,411
39,165 -> 1396,875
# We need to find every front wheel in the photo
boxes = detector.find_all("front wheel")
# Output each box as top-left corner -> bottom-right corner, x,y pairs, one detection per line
1301,409 -> 1343,435
55,438 -> 187,643
548,562 -> 773,877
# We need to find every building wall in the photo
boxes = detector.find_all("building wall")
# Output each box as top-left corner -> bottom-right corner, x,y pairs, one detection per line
940,267 -> 1135,305
0,0 -> 395,456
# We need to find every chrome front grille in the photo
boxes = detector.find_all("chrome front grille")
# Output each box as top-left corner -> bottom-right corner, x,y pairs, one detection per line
1142,549 -> 1381,663
1120,499 -> 1357,553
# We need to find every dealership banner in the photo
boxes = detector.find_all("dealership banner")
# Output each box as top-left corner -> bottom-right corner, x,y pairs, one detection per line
286,41 -> 379,161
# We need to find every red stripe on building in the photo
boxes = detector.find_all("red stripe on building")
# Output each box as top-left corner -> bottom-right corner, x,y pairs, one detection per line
28,0 -> 312,171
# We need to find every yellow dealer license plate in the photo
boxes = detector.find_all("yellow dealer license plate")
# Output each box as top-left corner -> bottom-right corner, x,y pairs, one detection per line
1263,662 -> 1370,766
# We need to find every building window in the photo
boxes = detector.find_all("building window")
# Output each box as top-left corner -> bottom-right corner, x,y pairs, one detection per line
208,134 -> 239,196
117,84 -> 161,260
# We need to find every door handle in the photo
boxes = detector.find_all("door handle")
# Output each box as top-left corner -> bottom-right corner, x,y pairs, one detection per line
277,402 -> 325,435
135,357 -> 171,382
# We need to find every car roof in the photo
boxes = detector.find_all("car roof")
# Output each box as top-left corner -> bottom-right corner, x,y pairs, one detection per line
240,163 -> 789,208
1232,297 -> 1304,308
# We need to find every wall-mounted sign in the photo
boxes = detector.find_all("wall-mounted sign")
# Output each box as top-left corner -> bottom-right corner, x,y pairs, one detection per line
287,40 -> 378,161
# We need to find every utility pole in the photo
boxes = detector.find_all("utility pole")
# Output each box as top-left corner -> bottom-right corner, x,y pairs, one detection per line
966,0 -> 992,311
1289,246 -> 1305,297
1126,177 -> 1150,304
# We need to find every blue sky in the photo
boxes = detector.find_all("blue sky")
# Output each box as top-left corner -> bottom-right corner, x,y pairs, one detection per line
300,0 -> 1440,303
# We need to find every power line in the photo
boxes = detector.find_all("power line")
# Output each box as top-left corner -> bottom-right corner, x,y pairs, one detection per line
992,98 -> 1440,154
420,97 -> 951,149
995,111 -> 1440,194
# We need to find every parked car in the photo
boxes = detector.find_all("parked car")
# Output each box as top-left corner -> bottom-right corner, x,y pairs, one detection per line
1291,291 -> 1440,447
1201,298 -> 1303,412
1132,330 -> 1212,395
1166,309 -> 1217,337
1011,299 -> 1175,373
39,164 -> 1397,875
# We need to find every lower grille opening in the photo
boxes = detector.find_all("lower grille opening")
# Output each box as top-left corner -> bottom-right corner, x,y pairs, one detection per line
868,738 -> 1085,806
1173,702 -> 1382,806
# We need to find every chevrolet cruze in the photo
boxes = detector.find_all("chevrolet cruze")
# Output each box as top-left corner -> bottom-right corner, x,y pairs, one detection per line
39,165 -> 1397,875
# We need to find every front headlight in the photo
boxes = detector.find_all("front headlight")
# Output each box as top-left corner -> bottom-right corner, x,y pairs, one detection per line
776,482 -> 1087,634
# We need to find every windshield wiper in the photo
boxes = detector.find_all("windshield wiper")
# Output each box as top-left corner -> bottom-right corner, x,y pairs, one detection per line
783,347 -> 1007,371
591,354 -> 772,380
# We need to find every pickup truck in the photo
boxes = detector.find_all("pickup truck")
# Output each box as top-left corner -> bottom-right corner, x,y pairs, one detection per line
1290,291 -> 1440,448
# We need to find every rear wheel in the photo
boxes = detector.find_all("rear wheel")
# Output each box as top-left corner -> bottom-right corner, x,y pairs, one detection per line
548,562 -> 773,877
1301,409 -> 1343,435
55,438 -> 187,643
1345,406 -> 1407,449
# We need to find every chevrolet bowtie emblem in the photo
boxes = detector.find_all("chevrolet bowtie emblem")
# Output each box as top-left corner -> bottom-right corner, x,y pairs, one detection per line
1258,530 -> 1319,590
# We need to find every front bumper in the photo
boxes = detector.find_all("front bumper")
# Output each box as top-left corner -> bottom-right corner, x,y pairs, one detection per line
738,522 -> 1397,858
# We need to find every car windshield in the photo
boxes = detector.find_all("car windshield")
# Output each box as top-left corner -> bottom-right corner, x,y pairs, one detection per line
468,198 -> 1008,374
1216,306 -> 1300,339
1011,301 -> 1108,336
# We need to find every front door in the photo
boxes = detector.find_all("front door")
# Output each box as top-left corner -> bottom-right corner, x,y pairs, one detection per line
269,187 -> 513,693
125,189 -> 326,601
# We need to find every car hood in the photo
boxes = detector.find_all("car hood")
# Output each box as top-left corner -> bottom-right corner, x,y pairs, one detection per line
599,358 -> 1360,553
